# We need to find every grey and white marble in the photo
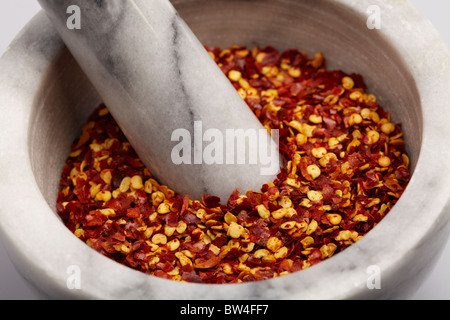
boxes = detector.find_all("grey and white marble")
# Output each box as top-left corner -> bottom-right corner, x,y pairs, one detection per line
37,0 -> 281,202
1,0 -> 450,300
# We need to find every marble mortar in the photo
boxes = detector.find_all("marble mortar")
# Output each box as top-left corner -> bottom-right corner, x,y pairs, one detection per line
1,0 -> 450,299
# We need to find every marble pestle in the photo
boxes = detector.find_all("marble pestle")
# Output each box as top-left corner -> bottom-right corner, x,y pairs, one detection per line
37,0 -> 281,202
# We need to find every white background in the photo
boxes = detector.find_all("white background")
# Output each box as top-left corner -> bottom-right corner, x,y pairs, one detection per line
0,1 -> 449,300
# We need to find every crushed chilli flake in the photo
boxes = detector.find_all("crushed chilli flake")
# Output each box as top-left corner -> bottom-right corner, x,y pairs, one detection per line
56,45 -> 410,283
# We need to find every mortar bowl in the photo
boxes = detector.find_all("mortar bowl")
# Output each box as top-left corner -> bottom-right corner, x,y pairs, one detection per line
1,0 -> 450,299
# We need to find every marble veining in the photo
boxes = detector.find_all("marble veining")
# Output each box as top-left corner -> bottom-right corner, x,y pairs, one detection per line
170,13 -> 208,195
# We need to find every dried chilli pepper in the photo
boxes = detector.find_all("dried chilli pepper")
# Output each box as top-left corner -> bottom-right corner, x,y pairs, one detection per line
56,45 -> 411,283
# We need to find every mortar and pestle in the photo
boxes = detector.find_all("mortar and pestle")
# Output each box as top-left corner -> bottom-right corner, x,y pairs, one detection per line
38,0 -> 281,202
1,0 -> 450,299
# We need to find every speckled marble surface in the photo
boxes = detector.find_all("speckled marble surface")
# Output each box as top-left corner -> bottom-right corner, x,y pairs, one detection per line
1,0 -> 450,300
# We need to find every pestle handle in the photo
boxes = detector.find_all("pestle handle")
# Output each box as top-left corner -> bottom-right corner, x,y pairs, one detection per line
37,0 -> 281,202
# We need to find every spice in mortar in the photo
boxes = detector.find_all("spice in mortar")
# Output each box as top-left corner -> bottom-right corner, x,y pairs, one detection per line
56,46 -> 411,283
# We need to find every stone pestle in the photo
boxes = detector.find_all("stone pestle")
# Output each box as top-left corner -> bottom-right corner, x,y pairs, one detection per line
37,0 -> 281,202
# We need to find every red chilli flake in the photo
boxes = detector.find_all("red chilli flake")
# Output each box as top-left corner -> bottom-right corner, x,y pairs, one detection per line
56,45 -> 411,284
